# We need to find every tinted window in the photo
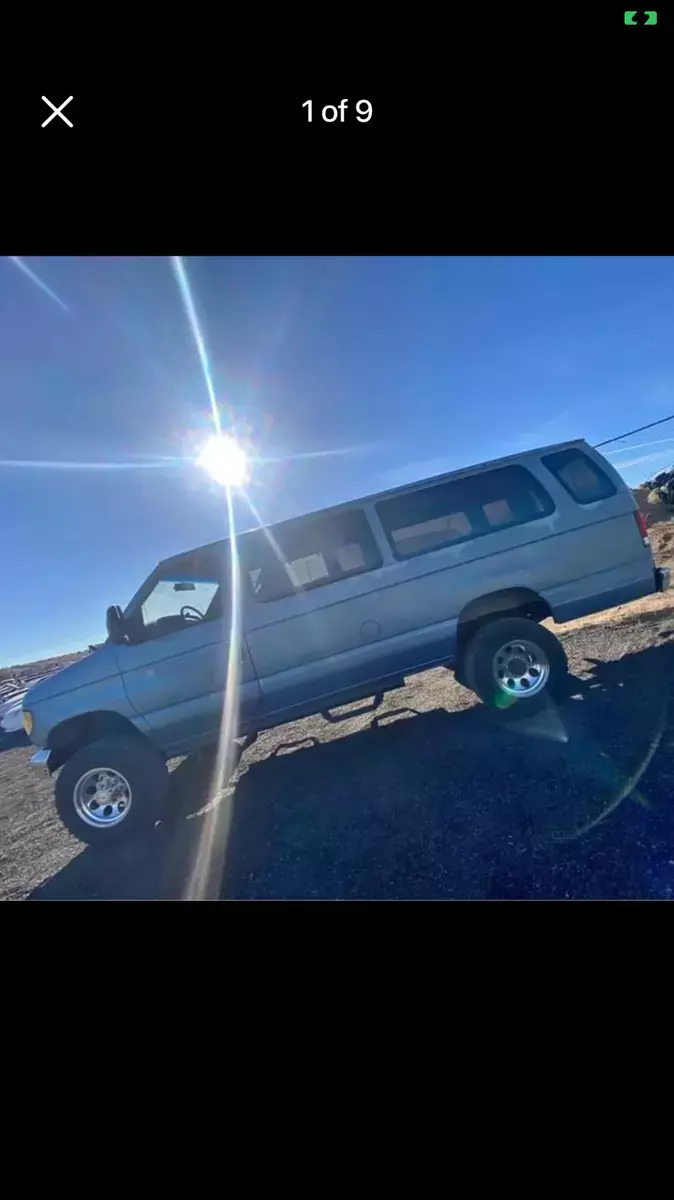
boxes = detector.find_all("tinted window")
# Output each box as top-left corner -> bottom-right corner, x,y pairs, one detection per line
244,509 -> 381,602
542,448 -> 616,503
376,466 -> 554,559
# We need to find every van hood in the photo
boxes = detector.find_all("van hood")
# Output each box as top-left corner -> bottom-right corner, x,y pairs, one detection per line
25,644 -> 120,706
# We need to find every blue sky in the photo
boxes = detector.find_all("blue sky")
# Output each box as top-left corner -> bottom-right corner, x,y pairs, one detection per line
2,255 -> 674,665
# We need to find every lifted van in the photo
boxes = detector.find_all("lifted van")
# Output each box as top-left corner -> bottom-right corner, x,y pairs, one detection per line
24,439 -> 669,845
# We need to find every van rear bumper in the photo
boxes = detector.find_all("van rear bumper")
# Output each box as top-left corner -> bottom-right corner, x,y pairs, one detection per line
655,567 -> 670,592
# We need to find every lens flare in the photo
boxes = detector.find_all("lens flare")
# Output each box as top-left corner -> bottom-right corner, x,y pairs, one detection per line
197,434 -> 250,487
170,256 -> 245,901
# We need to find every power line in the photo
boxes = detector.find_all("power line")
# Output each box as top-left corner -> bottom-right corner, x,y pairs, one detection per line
594,414 -> 674,449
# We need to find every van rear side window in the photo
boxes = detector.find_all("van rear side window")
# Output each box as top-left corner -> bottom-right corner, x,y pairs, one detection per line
245,509 -> 382,602
542,448 -> 616,504
376,465 -> 554,559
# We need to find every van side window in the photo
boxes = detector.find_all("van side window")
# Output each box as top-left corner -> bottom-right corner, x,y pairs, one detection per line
132,549 -> 226,641
542,448 -> 616,503
245,509 -> 381,602
376,466 -> 554,558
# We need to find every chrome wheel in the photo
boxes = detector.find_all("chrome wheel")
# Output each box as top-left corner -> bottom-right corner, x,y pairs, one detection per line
492,639 -> 550,698
73,767 -> 132,828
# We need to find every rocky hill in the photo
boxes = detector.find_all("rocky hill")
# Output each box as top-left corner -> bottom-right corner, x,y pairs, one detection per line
633,486 -> 674,565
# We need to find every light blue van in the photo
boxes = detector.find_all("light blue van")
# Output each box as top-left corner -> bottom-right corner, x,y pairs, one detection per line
24,439 -> 668,844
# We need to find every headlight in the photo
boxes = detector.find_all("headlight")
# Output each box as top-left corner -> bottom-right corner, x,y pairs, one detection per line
23,711 -> 33,736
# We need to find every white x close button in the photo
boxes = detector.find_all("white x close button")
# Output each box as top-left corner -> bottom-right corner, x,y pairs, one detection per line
42,96 -> 73,127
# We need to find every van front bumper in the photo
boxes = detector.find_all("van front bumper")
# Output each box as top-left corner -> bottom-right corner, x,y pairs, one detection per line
656,567 -> 671,592
31,749 -> 51,770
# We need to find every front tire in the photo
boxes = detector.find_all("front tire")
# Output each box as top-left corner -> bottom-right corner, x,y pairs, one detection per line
54,735 -> 168,846
463,617 -> 568,716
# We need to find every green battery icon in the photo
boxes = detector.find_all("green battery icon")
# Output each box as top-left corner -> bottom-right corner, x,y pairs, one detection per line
624,11 -> 657,22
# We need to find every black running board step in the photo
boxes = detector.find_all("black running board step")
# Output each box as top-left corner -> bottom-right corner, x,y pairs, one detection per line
321,694 -> 385,723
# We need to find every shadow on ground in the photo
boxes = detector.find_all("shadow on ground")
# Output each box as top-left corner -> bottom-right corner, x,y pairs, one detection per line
29,636 -> 674,900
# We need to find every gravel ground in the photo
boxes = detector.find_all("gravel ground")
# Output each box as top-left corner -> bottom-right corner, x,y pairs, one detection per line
3,604 -> 674,900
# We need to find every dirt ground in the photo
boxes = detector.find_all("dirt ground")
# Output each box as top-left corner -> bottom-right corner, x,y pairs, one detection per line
3,503 -> 674,902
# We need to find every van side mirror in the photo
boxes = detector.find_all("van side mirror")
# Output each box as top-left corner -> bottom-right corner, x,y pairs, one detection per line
106,605 -> 127,644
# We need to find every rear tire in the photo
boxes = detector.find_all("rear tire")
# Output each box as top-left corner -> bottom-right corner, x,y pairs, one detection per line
463,617 -> 567,717
54,735 -> 168,846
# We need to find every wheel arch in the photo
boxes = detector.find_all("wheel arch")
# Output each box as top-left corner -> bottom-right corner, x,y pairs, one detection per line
456,587 -> 552,652
46,711 -> 151,774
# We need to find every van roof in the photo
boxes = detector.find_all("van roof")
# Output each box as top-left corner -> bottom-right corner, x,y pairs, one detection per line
159,437 -> 589,568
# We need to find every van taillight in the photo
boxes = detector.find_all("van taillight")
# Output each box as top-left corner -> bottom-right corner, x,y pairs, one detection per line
635,510 -> 650,545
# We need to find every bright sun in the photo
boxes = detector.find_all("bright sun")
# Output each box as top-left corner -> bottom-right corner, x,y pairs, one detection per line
197,434 -> 250,487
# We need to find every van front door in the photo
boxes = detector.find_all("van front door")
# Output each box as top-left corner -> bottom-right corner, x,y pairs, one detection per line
116,547 -> 262,756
